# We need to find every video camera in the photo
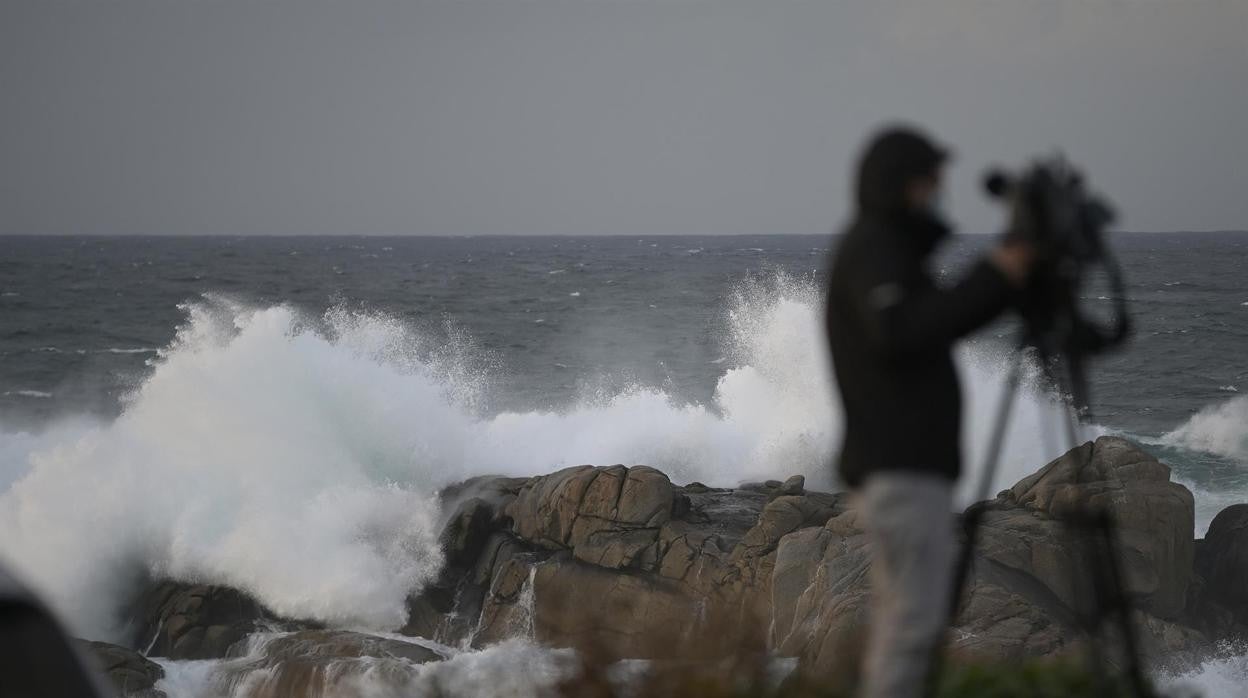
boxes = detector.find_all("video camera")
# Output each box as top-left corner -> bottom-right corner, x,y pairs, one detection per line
940,160 -> 1152,698
983,157 -> 1131,412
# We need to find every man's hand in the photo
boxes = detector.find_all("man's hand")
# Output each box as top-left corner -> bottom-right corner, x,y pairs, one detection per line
989,241 -> 1036,287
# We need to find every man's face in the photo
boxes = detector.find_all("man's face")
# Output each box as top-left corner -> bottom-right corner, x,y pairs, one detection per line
905,170 -> 944,214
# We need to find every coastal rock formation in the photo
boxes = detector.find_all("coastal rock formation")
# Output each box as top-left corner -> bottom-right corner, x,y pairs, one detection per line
130,582 -> 278,660
1189,503 -> 1248,640
768,436 -> 1206,671
471,466 -> 846,659
461,439 -> 1209,671
1199,504 -> 1248,623
118,436 -> 1248,683
989,437 -> 1195,619
79,640 -> 166,698
510,464 -> 675,569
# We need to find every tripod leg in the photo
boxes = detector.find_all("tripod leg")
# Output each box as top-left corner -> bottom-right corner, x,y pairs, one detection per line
1066,514 -> 1116,696
971,351 -> 1027,505
1095,513 -> 1156,698
925,348 -> 1026,698
950,350 -> 1025,619
1051,360 -> 1085,451
1065,511 -> 1156,698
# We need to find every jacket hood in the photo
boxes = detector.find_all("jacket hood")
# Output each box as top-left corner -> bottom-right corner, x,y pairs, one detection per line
855,126 -> 948,212
854,126 -> 952,254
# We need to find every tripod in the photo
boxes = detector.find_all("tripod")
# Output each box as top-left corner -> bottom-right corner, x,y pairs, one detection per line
931,338 -> 1154,698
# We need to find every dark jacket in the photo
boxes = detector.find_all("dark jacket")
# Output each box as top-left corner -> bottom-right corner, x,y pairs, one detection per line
826,135 -> 1015,488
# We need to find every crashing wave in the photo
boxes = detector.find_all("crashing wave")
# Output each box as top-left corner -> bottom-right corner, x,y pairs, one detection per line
0,277 -> 1080,641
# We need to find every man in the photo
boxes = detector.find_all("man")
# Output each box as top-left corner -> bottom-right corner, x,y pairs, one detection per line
825,126 -> 1033,698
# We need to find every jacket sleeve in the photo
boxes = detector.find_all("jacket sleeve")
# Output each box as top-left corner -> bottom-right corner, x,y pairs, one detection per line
848,249 -> 1016,361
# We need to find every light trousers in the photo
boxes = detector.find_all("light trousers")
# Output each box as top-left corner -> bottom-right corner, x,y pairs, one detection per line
858,472 -> 955,698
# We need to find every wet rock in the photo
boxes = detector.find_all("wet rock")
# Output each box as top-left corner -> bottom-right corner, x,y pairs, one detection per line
117,437 -> 1227,679
401,476 -> 533,644
130,582 -> 275,660
1192,503 -> 1248,636
78,640 -> 166,698
474,552 -> 708,659
475,472 -> 849,660
221,630 -> 442,698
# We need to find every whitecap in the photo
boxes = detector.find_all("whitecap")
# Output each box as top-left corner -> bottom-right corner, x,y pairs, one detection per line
2,390 -> 52,399
1158,396 -> 1248,463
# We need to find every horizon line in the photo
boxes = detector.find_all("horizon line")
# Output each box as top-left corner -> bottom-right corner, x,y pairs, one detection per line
4,229 -> 1248,239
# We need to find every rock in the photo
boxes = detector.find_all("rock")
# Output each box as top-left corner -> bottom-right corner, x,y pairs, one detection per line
113,437 -> 1226,679
130,582 -> 276,660
1132,611 -> 1211,671
956,437 -> 1206,668
736,494 -> 838,561
440,497 -> 501,571
779,475 -> 806,497
769,507 -> 1067,670
217,630 -> 442,698
401,477 -> 533,644
474,474 -> 848,660
506,465 -> 674,571
770,438 -> 1208,676
996,436 -> 1195,619
771,512 -> 873,670
474,552 -> 709,659
1193,503 -> 1248,634
78,640 -> 166,698
436,475 -> 527,572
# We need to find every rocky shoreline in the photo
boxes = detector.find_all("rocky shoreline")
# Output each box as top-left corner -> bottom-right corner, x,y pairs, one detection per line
83,436 -> 1248,696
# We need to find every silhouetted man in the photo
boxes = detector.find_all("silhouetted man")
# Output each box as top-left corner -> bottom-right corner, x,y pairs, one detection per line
825,127 -> 1033,698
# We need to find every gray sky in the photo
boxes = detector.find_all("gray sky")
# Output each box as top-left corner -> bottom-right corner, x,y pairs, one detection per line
2,0 -> 1246,235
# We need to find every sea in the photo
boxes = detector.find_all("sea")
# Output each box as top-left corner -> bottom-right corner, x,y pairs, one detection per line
1,233 -> 1246,696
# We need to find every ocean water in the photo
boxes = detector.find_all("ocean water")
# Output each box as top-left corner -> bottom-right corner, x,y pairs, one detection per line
1,233 -> 1246,695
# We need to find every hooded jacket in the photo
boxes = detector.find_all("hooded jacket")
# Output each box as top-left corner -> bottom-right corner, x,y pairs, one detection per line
826,129 -> 1014,487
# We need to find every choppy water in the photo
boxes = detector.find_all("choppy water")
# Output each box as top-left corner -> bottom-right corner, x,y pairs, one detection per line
1,233 -> 1246,696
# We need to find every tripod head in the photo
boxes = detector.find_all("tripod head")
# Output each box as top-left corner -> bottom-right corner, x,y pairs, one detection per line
984,156 -> 1131,414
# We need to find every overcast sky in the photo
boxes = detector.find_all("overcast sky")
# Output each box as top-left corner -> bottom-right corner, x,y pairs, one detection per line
2,0 -> 1246,235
